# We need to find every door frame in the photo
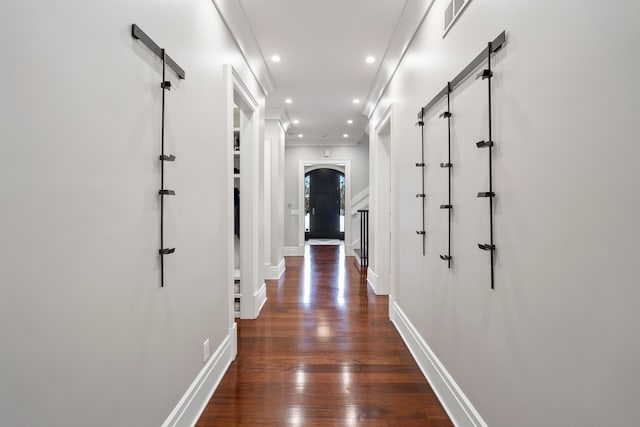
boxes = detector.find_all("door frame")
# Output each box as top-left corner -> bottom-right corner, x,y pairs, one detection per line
224,65 -> 264,327
370,103 -> 395,297
307,168 -> 344,240
298,160 -> 351,253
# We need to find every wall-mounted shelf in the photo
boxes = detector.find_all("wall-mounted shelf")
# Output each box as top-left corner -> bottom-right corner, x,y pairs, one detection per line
416,30 -> 506,288
416,114 -> 426,255
439,83 -> 453,268
131,23 -> 186,288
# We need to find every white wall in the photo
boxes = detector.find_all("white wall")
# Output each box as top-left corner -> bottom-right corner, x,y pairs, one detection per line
371,0 -> 640,425
284,135 -> 369,250
0,1 -> 264,426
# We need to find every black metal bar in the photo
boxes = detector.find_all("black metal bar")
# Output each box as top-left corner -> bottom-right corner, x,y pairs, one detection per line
418,109 -> 426,255
160,48 -> 166,287
159,189 -> 176,195
358,210 -> 369,268
440,204 -> 452,209
159,154 -> 176,162
478,244 -> 495,251
440,163 -> 452,168
487,41 -> 495,289
131,24 -> 186,79
159,248 -> 176,255
446,83 -> 452,267
417,31 -> 506,119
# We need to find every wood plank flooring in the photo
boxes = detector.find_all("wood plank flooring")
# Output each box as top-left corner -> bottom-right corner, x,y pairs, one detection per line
197,245 -> 452,426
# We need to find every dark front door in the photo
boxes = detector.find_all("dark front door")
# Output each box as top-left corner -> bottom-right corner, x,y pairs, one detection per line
308,169 -> 341,239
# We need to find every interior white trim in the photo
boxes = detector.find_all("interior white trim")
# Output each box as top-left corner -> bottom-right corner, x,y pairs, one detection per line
369,103 -> 394,297
363,0 -> 438,118
161,328 -> 236,427
254,282 -> 267,317
284,246 -> 302,256
390,301 -> 488,427
351,186 -> 369,208
265,109 -> 292,132
210,0 -> 276,95
265,258 -> 286,280
366,268 -> 378,294
298,160 -> 351,251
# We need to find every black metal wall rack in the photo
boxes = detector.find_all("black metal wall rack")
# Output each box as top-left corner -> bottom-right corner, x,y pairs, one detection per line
132,24 -> 186,287
438,83 -> 453,268
416,30 -> 506,289
416,110 -> 426,255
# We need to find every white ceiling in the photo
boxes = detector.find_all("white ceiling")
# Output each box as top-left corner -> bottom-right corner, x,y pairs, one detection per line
239,0 -> 408,146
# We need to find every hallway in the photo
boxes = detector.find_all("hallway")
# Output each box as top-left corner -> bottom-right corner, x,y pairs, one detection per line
197,246 -> 452,426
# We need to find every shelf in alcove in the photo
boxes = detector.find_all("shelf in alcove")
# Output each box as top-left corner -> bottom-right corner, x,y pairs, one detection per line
233,151 -> 240,156
234,293 -> 242,298
234,269 -> 241,279
234,174 -> 241,179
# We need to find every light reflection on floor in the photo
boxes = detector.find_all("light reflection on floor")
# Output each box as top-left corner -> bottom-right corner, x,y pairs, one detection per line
302,242 -> 346,307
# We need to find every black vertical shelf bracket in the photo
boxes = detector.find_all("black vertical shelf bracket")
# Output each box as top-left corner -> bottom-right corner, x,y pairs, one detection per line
439,82 -> 453,268
416,110 -> 426,255
416,30 -> 506,288
132,24 -> 186,287
476,40 -> 497,290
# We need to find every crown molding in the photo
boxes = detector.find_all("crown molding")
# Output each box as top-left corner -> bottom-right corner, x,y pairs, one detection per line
210,0 -> 277,95
363,0 -> 437,118
266,109 -> 291,132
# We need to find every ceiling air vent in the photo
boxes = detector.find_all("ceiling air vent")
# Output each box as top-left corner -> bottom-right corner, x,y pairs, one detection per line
444,0 -> 472,37
444,2 -> 454,30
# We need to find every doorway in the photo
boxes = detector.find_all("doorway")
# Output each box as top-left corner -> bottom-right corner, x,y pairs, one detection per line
305,169 -> 344,240
298,160 -> 351,255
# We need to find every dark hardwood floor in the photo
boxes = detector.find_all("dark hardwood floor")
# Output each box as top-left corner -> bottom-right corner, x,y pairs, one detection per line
197,245 -> 452,426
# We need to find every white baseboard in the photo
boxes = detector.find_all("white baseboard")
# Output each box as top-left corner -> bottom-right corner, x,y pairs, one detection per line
284,246 -> 303,256
255,282 -> 267,316
390,301 -> 487,427
366,268 -> 378,293
264,258 -> 286,280
161,326 -> 236,427
351,239 -> 360,256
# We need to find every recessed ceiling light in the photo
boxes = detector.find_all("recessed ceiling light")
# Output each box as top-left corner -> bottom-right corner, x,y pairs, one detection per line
293,119 -> 299,124
366,56 -> 375,64
285,98 -> 293,104
343,134 -> 349,138
347,119 -> 353,124
298,134 -> 303,138
352,99 -> 360,104
271,55 -> 281,62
